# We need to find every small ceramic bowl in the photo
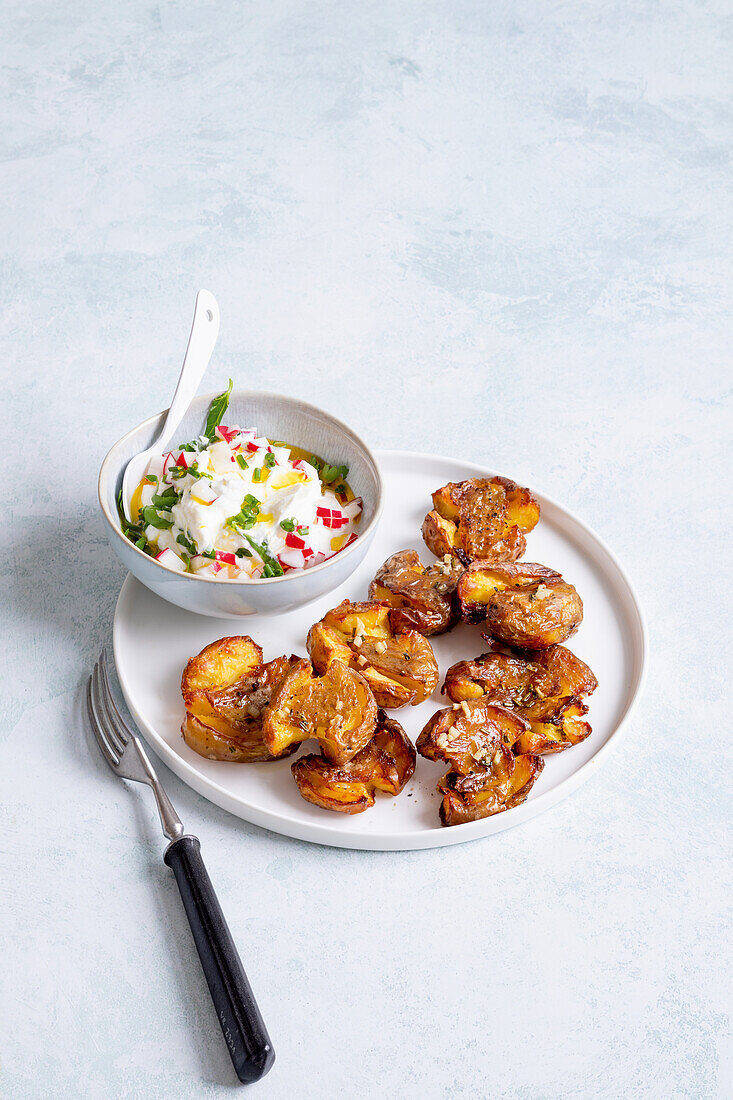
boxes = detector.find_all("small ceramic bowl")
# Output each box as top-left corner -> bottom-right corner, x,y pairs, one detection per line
98,390 -> 383,618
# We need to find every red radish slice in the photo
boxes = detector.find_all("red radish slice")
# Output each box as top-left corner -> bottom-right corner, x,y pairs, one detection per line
246,442 -> 259,452
316,506 -> 348,528
278,548 -> 304,569
162,452 -> 176,477
215,551 -> 237,566
215,425 -> 240,443
154,548 -> 186,572
285,532 -> 306,550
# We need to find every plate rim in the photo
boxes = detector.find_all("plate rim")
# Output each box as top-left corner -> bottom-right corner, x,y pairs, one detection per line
113,448 -> 648,851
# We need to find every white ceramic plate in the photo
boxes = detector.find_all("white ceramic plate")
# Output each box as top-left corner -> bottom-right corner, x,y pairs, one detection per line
113,451 -> 647,851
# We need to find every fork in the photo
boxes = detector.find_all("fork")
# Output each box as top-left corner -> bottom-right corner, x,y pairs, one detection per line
86,650 -> 275,1084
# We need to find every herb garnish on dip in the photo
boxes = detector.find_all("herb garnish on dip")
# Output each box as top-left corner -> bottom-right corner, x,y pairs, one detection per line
118,383 -> 362,579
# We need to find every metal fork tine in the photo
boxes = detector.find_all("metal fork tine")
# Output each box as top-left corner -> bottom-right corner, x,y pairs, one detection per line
87,675 -> 120,768
99,649 -> 133,749
91,662 -> 127,758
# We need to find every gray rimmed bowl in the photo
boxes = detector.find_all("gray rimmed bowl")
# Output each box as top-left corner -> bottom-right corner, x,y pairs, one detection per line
98,390 -> 383,617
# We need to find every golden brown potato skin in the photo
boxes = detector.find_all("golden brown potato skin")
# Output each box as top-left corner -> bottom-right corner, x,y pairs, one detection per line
307,599 -> 439,708
180,636 -> 300,762
443,640 -> 597,704
443,640 -> 597,755
182,711 -> 297,763
422,476 -> 539,565
291,711 -> 416,814
369,549 -> 463,636
262,658 -> 378,764
513,697 -> 591,755
458,561 -> 583,648
417,699 -> 529,775
437,750 -> 544,826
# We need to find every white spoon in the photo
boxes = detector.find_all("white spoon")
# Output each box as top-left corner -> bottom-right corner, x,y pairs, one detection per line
121,290 -> 220,521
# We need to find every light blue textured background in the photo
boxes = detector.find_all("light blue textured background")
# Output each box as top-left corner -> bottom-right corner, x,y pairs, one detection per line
1,2 -> 730,1097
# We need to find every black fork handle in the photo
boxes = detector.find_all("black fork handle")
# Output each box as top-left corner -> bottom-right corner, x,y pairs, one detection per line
164,835 -> 274,1083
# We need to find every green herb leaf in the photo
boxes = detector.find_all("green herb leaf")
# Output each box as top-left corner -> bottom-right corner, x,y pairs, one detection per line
225,495 -> 260,533
152,487 -> 179,509
235,547 -> 253,558
320,463 -> 349,484
135,536 -> 147,550
309,454 -> 323,472
202,549 -> 216,560
244,535 -> 284,576
141,505 -> 174,530
176,531 -> 197,555
204,379 -> 233,440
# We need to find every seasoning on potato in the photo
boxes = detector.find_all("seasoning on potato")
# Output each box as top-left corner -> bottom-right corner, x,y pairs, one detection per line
443,639 -> 597,754
262,657 -> 378,764
437,752 -> 544,827
422,476 -> 539,565
291,710 -> 416,814
457,560 -> 583,648
307,599 -> 439,708
368,548 -> 463,635
180,635 -> 300,761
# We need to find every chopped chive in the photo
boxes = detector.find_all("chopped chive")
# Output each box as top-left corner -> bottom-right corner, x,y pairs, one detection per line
236,454 -> 248,470
264,452 -> 276,469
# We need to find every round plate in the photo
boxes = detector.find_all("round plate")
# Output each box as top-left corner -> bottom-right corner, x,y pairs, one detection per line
113,451 -> 647,851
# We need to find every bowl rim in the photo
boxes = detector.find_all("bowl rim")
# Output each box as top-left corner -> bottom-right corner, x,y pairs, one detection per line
98,388 -> 384,585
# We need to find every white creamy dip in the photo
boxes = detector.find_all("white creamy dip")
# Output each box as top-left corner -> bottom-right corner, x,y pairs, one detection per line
133,425 -> 361,579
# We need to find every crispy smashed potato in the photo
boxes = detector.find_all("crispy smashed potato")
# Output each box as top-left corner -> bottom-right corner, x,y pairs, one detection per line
180,636 -> 299,762
368,549 -> 463,635
291,711 -> 416,814
417,698 -> 529,775
262,658 -> 378,764
443,640 -> 597,704
458,561 -> 583,648
443,640 -> 596,755
442,641 -> 595,753
422,476 -> 539,565
307,600 -> 439,708
437,751 -> 544,826
513,696 -> 591,755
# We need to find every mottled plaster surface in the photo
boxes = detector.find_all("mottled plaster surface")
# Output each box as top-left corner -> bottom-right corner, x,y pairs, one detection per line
0,2 -> 730,1097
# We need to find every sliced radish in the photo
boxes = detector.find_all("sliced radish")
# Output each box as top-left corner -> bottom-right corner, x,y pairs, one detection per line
285,532 -> 306,550
246,442 -> 259,452
215,551 -> 237,566
162,451 -> 176,478
316,506 -> 348,529
154,548 -> 187,573
215,425 -> 240,443
278,548 -> 304,569
342,497 -> 363,519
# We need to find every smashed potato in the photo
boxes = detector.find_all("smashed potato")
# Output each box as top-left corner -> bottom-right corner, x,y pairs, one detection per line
458,561 -> 583,648
368,549 -> 463,636
437,751 -> 544,826
416,699 -> 529,775
443,639 -> 597,704
512,696 -> 591,755
181,636 -> 299,762
443,640 -> 596,754
291,711 -> 416,814
307,600 -> 439,708
422,476 -> 539,565
262,658 -> 378,764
